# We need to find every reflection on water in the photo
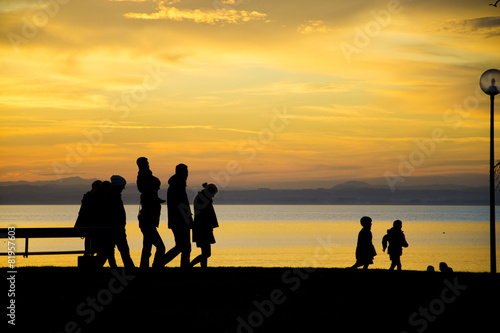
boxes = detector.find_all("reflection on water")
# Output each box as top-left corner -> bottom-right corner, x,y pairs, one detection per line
0,205 -> 498,272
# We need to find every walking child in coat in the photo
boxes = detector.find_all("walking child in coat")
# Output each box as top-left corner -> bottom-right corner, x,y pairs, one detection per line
190,183 -> 219,268
382,220 -> 409,271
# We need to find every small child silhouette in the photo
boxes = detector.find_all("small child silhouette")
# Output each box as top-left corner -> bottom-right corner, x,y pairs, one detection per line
382,220 -> 409,271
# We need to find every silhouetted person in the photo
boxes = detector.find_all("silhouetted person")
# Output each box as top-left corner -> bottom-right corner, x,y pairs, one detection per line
349,216 -> 377,269
74,180 -> 102,255
106,175 -> 135,268
382,220 -> 409,271
190,183 -> 219,268
136,157 -> 166,268
439,262 -> 454,278
158,164 -> 193,269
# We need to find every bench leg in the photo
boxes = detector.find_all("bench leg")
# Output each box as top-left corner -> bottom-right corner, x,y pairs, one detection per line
24,238 -> 29,258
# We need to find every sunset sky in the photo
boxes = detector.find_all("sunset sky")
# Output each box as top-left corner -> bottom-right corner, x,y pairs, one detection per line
1,0 -> 499,189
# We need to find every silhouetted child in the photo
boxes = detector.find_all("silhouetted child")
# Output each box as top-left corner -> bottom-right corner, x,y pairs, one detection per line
349,216 -> 377,270
190,183 -> 219,269
382,220 -> 409,271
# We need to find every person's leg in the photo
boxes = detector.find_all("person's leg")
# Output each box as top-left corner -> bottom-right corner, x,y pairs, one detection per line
116,231 -> 135,268
191,244 -> 211,268
395,257 -> 402,271
140,227 -> 153,268
201,245 -> 211,268
179,227 -> 191,269
151,228 -> 166,267
160,229 -> 181,266
107,246 -> 117,268
349,261 -> 363,269
190,255 -> 201,267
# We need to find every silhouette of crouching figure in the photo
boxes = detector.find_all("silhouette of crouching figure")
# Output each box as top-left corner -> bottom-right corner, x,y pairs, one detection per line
190,183 -> 219,268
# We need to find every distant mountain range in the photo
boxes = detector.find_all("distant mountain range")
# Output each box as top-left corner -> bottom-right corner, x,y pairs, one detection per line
0,177 -> 497,205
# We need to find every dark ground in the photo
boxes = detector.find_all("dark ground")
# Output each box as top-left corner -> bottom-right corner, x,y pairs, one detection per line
3,267 -> 499,333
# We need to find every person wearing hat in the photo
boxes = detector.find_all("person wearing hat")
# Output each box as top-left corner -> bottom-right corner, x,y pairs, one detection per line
190,182 -> 219,268
136,157 -> 166,268
107,175 -> 135,268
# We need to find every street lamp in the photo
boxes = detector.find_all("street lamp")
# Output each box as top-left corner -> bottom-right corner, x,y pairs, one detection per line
480,68 -> 500,274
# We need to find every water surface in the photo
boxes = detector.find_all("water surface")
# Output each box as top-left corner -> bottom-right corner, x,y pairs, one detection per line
1,205 -> 497,272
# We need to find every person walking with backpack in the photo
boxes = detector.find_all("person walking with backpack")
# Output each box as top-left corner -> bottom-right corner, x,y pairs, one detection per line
382,220 -> 409,271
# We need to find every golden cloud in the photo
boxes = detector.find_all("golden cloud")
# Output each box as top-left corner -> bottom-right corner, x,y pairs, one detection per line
124,0 -> 267,24
296,20 -> 330,35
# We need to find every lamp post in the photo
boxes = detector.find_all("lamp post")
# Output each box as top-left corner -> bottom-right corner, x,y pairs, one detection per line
480,68 -> 500,274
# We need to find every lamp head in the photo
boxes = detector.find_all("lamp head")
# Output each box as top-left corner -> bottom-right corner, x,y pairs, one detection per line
480,69 -> 500,96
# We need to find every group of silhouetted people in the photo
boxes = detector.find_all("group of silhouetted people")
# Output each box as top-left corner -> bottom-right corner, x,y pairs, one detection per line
75,157 -> 219,270
74,175 -> 135,268
349,216 -> 409,271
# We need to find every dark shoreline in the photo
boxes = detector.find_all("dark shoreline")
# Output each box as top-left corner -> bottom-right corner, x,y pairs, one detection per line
3,267 -> 499,333
1,179 -> 496,205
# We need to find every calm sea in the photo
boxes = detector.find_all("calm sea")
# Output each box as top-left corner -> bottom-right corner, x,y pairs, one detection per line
1,205 -> 498,272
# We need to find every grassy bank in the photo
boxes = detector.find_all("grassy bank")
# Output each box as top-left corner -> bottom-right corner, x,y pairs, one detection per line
3,267 -> 499,333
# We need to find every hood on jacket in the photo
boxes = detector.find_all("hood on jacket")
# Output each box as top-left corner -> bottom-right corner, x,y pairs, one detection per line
168,174 -> 186,187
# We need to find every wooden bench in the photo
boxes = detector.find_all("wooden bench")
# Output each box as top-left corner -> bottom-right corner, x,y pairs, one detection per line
0,227 -> 111,258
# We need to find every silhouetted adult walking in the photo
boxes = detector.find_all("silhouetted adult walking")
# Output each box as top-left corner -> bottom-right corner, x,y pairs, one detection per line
107,175 -> 135,268
382,220 -> 409,271
74,180 -> 102,256
136,157 -> 166,268
190,183 -> 219,268
349,216 -> 377,270
159,164 -> 193,269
